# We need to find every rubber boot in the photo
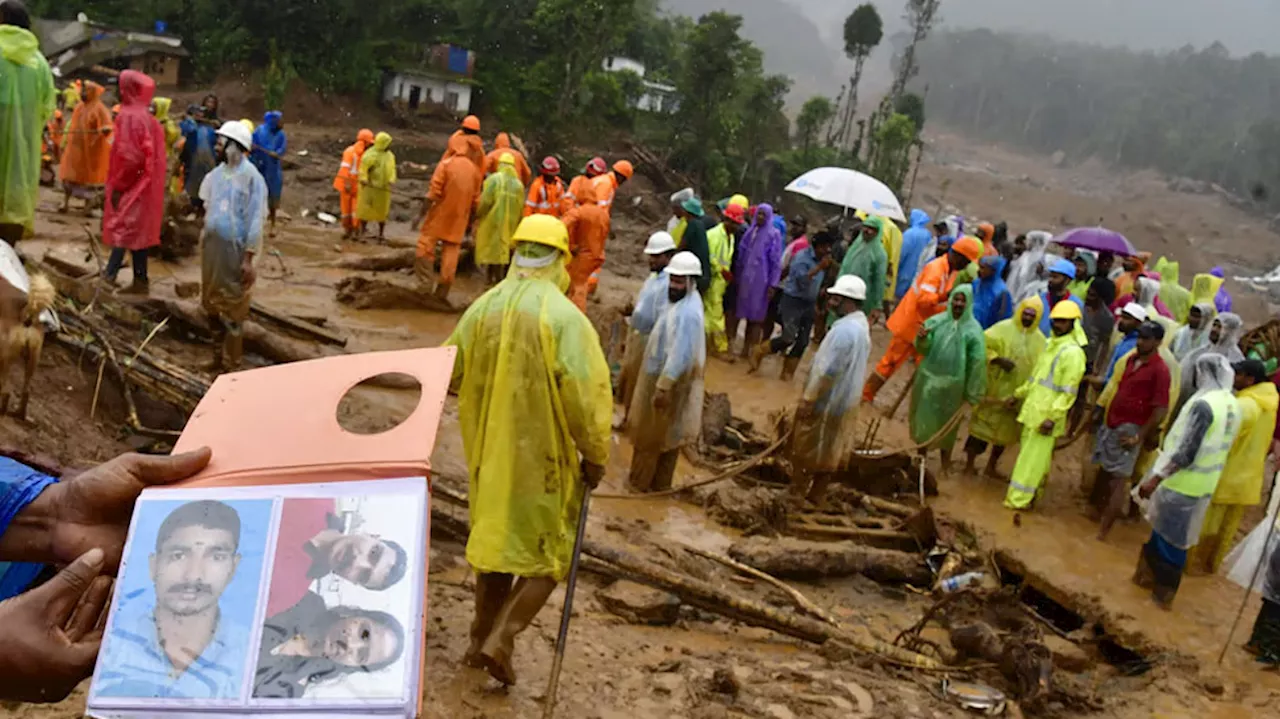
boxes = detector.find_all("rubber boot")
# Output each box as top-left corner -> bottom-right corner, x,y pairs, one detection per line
433,281 -> 453,310
780,356 -> 800,382
464,573 -> 514,668
480,576 -> 557,686
224,332 -> 244,371
120,278 -> 150,296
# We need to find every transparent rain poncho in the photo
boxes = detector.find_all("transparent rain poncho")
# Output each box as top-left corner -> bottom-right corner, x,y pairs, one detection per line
1141,354 -> 1241,550
1224,487 -> 1280,602
1169,302 -> 1216,361
969,296 -> 1046,447
199,156 -> 268,321
1153,257 -> 1192,323
1179,312 -> 1245,400
910,285 -> 987,449
447,241 -> 612,580
629,285 -> 707,453
618,270 -> 670,411
1138,276 -> 1179,344
1007,230 -> 1050,302
792,309 -> 871,472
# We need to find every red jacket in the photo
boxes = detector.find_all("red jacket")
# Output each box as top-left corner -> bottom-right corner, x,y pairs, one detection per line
103,70 -> 165,251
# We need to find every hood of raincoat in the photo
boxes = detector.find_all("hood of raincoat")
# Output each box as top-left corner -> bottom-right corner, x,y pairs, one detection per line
1189,354 -> 1235,395
0,25 -> 40,65
926,284 -> 979,331
509,241 -> 571,292
494,132 -> 511,150
909,208 -> 930,229
1212,313 -> 1245,352
1075,251 -> 1097,277
82,81 -> 106,104
1173,302 -> 1217,356
973,255 -> 1009,312
1243,380 -> 1280,417
754,203 -> 775,230
372,131 -> 392,151
118,70 -> 155,109
262,110 -> 282,131
442,133 -> 472,160
153,97 -> 173,122
860,215 -> 885,244
976,223 -> 995,243
1015,294 -> 1045,329
1137,276 -> 1162,307
1191,273 -> 1225,305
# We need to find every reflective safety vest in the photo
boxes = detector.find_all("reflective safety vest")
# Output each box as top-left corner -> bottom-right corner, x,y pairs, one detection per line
524,177 -> 565,218
1162,389 -> 1241,498
1037,344 -> 1081,394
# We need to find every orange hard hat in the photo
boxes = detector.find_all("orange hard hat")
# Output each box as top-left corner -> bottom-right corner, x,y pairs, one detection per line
951,236 -> 983,263
613,159 -> 634,178
540,156 -> 561,175
461,115 -> 481,132
357,128 -> 374,144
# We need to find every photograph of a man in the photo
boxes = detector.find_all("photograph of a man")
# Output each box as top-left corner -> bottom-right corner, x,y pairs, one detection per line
264,498 -> 409,616
94,498 -> 271,700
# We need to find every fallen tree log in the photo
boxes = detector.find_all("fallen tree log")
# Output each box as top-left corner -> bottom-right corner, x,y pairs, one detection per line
334,249 -> 415,271
428,482 -> 943,669
160,299 -> 333,365
336,276 -> 460,313
728,536 -> 933,586
250,302 -> 347,347
788,522 -> 922,552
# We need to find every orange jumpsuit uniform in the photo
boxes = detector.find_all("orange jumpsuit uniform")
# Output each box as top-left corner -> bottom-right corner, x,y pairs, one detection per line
865,254 -> 958,400
417,134 -> 483,285
483,132 -> 531,186
565,173 -> 597,213
523,176 -> 566,218
333,134 -> 371,232
564,183 -> 610,310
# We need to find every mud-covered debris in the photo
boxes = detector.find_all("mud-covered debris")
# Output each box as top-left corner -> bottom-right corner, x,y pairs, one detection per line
597,580 -> 681,626
704,484 -> 787,534
1042,634 -> 1093,673
335,249 -> 415,271
707,666 -> 740,697
701,392 -> 732,446
728,535 -> 933,586
336,276 -> 458,312
764,704 -> 796,719
1199,672 -> 1226,697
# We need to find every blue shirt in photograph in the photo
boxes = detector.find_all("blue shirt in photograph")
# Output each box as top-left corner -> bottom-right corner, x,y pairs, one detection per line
783,247 -> 825,302
95,595 -> 248,700
1105,330 -> 1140,383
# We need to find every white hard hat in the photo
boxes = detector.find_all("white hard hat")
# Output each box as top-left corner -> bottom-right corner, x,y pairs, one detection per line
828,274 -> 867,301
666,251 -> 702,277
1120,302 -> 1148,322
644,231 -> 677,255
216,120 -> 252,152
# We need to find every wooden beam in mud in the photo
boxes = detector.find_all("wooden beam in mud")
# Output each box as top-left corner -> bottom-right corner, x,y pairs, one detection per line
250,302 -> 348,347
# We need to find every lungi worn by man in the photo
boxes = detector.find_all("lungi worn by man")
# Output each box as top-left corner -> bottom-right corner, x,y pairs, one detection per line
629,251 -> 706,493
446,215 -> 611,685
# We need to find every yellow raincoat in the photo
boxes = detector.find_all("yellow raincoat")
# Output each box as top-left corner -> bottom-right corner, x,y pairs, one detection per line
474,153 -> 525,267
1190,272 -> 1225,308
356,132 -> 396,223
970,297 -> 1046,448
447,227 -> 612,580
1004,309 -> 1087,509
704,221 -> 733,352
1153,257 -> 1192,323
1191,380 -> 1279,572
152,97 -> 179,153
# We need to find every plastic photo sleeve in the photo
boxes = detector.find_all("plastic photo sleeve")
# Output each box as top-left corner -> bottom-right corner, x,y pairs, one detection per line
87,477 -> 429,719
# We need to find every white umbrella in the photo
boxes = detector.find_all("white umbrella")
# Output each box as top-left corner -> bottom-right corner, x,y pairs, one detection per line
784,167 -> 906,223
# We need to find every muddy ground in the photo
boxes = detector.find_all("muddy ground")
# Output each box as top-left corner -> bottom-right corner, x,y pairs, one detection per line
4,108 -> 1280,718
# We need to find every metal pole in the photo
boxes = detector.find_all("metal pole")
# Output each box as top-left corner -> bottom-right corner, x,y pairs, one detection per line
541,492 -> 592,718
1219,477 -> 1279,665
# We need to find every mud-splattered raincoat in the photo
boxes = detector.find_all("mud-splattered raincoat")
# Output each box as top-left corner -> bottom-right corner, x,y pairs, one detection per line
969,296 -> 1046,448
792,309 -> 871,472
473,152 -> 523,267
356,132 -> 396,224
630,284 -> 706,455
0,25 -> 55,235
911,285 -> 987,450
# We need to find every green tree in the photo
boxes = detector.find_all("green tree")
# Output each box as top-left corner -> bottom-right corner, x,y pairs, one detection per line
836,4 -> 883,149
796,96 -> 836,161
894,92 -> 926,131
870,113 -> 918,196
891,0 -> 943,102
262,40 -> 296,111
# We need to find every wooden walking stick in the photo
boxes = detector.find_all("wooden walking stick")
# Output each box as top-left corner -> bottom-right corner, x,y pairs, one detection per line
542,492 -> 592,718
885,364 -> 918,420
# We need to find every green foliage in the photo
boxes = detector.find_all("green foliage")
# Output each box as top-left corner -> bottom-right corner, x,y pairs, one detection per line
580,71 -> 638,131
870,113 -> 917,196
913,28 -> 1280,211
843,4 -> 883,60
796,96 -> 836,158
894,92 -> 926,130
262,41 -> 297,111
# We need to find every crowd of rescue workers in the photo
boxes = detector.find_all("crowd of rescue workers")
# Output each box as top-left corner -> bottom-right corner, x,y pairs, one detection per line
2,1 -> 1280,693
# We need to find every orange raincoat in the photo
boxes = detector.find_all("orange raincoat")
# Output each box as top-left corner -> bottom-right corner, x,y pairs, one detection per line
59,81 -> 112,187
420,134 -> 483,246
564,182 -> 610,310
483,132 -> 530,185
333,130 -> 372,229
869,254 -> 959,392
524,175 -> 566,218
444,129 -> 484,173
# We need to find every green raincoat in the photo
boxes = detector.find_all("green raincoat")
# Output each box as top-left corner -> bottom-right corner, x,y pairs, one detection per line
910,284 -> 987,450
969,296 -> 1046,447
0,26 -> 56,234
1153,257 -> 1192,323
356,132 -> 397,223
474,154 -> 524,266
840,216 -> 889,311
1004,313 -> 1087,509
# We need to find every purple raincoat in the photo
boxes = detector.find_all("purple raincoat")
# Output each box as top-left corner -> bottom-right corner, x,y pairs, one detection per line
733,203 -> 783,322
1210,267 -> 1233,313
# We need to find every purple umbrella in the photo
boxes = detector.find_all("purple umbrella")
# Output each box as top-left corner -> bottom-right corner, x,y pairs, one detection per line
1051,227 -> 1136,256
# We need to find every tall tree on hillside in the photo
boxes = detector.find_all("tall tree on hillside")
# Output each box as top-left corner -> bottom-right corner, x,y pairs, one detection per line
797,96 -> 837,162
532,0 -> 640,121
891,0 -> 942,103
836,4 -> 883,150
737,71 -> 792,193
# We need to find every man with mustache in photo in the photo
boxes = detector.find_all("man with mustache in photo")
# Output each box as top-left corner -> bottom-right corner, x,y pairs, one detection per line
96,500 -> 246,699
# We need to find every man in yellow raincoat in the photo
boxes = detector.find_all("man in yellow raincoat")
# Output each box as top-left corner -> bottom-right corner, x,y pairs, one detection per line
629,251 -> 706,493
473,152 -> 523,285
356,132 -> 396,241
445,214 -> 611,686
704,203 -> 744,355
1004,301 -> 1087,510
1188,359 -> 1278,574
964,296 -> 1045,478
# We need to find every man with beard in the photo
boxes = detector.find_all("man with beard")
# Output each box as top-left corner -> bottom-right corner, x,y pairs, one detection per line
254,592 -> 405,698
96,500 -> 246,698
264,499 -> 408,617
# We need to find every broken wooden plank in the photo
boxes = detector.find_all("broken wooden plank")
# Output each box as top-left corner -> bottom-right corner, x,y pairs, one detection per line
788,522 -> 921,552
250,302 -> 347,347
728,536 -> 933,586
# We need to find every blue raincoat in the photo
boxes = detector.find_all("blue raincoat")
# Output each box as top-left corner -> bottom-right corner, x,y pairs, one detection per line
895,209 -> 933,300
972,255 -> 1012,329
250,111 -> 287,202
182,121 -> 218,199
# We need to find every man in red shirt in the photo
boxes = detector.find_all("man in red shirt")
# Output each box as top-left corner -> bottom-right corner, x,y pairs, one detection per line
264,498 -> 408,617
1091,322 -> 1171,541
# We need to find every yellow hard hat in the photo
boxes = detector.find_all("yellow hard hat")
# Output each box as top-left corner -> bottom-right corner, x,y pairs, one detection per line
1050,300 -> 1083,321
512,215 -> 569,255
